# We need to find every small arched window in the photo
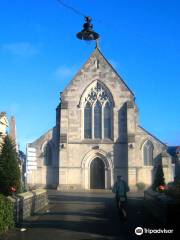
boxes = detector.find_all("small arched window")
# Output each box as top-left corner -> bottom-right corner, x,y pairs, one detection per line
143,140 -> 154,166
94,101 -> 102,138
104,102 -> 111,138
44,143 -> 52,166
84,102 -> 92,138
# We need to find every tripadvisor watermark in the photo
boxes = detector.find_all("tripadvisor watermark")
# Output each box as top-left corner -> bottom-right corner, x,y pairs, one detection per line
135,227 -> 174,235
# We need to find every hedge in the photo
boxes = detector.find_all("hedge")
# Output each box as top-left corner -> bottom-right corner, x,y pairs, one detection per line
0,194 -> 14,233
136,182 -> 146,191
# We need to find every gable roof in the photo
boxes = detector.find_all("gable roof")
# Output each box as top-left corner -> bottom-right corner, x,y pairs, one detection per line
138,125 -> 166,147
29,128 -> 53,146
95,48 -> 134,96
62,47 -> 134,96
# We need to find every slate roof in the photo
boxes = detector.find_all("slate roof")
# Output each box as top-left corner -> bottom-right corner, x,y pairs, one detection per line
168,146 -> 180,157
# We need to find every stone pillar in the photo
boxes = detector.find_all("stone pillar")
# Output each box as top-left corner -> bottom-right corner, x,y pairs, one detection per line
56,103 -> 61,144
126,101 -> 136,136
175,151 -> 180,181
111,167 -> 114,188
85,167 -> 89,189
105,168 -> 108,189
58,97 -> 68,189
9,116 -> 18,152
126,101 -> 136,187
161,151 -> 173,183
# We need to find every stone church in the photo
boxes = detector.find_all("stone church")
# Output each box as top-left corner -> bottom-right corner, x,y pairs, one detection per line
27,47 -> 173,190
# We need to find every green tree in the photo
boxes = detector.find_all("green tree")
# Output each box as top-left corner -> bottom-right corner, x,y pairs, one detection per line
0,135 -> 21,195
152,164 -> 165,191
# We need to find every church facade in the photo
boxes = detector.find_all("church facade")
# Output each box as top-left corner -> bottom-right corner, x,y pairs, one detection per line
27,48 -> 173,190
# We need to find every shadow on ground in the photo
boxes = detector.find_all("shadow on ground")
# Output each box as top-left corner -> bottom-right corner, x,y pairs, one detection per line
1,191 -> 177,240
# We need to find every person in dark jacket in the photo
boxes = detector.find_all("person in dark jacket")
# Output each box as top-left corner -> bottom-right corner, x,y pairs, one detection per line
112,176 -> 129,219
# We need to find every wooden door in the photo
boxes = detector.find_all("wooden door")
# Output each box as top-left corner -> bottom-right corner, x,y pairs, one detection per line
90,158 -> 105,189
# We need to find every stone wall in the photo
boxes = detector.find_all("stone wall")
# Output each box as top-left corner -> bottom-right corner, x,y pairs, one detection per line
8,189 -> 48,223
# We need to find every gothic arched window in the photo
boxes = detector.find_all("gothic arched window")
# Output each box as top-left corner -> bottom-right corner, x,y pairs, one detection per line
104,102 -> 111,139
83,81 -> 113,140
94,101 -> 102,138
44,143 -> 52,166
84,102 -> 92,138
143,140 -> 153,166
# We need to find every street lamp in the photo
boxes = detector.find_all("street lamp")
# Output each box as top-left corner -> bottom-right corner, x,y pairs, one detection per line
76,16 -> 100,41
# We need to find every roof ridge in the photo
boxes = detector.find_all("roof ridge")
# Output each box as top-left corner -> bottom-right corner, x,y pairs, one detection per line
138,125 -> 166,146
94,48 -> 134,96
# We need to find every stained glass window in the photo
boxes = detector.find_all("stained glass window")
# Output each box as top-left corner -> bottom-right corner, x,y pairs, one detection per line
143,141 -> 153,166
104,102 -> 111,138
94,101 -> 102,138
83,82 -> 113,140
84,102 -> 92,138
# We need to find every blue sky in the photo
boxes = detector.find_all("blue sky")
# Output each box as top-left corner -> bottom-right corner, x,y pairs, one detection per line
0,0 -> 179,151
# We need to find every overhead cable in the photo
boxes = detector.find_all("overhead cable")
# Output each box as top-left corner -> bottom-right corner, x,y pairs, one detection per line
56,0 -> 86,17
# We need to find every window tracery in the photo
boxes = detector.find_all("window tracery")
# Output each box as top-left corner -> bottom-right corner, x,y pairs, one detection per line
84,81 -> 113,139
84,82 -> 111,105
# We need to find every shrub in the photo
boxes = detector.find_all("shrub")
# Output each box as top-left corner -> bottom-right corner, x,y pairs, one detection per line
152,164 -> 165,191
0,135 -> 21,195
136,182 -> 146,191
166,180 -> 180,199
0,194 -> 14,233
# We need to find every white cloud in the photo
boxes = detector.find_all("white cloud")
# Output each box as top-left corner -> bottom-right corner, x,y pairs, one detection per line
55,65 -> 77,78
1,42 -> 38,57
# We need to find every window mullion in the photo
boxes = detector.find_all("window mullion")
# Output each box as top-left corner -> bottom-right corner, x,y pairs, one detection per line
102,104 -> 104,139
110,108 -> 113,139
92,104 -> 94,139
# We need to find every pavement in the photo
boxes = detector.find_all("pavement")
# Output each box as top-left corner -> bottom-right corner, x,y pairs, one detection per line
0,191 -> 177,240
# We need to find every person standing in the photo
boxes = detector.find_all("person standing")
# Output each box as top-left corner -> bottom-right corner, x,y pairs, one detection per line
112,175 -> 129,220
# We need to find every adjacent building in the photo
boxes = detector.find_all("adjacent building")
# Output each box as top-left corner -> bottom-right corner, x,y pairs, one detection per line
0,112 -> 9,138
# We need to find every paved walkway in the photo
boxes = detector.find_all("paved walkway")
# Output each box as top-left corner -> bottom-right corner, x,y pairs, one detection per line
1,191 -> 167,240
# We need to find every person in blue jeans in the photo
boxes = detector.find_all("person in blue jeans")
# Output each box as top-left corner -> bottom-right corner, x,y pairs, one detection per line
112,176 -> 130,220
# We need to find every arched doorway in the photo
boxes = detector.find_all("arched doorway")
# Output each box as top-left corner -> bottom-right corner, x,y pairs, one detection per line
90,157 -> 105,189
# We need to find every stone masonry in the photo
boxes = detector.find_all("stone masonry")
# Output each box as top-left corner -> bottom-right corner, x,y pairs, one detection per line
27,47 -> 173,191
